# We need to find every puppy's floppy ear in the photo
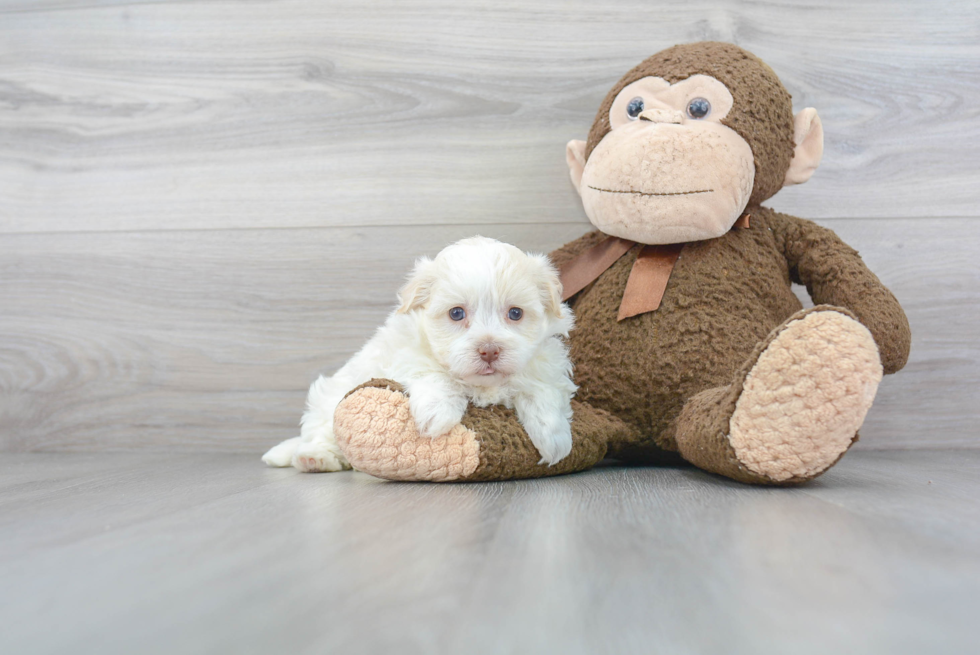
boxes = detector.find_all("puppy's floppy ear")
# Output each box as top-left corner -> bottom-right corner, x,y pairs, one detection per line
532,254 -> 565,319
397,256 -> 436,313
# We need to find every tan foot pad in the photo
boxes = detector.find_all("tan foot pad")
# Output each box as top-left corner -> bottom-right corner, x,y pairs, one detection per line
730,310 -> 883,482
334,384 -> 480,482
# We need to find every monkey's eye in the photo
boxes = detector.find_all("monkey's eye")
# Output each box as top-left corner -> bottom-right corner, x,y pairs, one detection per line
508,307 -> 523,321
449,307 -> 466,321
626,97 -> 645,120
687,97 -> 711,119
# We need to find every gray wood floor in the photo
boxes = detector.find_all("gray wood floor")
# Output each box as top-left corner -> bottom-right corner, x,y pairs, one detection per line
2,450 -> 978,654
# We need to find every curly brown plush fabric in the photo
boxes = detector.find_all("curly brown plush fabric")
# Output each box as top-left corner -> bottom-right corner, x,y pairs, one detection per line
769,212 -> 912,374
333,42 -> 911,486
556,207 -> 908,460
460,400 -> 630,481
585,42 -> 795,205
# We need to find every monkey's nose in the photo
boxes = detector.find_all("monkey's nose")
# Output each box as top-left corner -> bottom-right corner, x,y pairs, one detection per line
638,108 -> 684,124
479,344 -> 500,363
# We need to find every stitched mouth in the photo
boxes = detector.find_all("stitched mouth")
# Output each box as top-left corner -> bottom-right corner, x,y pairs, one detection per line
588,186 -> 713,197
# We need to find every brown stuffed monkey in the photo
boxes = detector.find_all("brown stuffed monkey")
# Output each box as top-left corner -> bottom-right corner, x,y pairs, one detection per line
333,42 -> 911,485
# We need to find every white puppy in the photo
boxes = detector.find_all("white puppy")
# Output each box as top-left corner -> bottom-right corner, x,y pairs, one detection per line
262,236 -> 577,473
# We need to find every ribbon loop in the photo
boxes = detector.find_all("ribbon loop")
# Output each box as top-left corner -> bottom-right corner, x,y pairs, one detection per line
558,236 -> 635,301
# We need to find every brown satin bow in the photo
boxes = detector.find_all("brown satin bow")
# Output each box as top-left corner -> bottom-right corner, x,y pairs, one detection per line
558,213 -> 750,321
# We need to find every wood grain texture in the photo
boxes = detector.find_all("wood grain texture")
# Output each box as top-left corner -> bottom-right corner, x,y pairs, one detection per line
1,0 -> 979,234
1,450 -> 978,654
1,218 -> 976,453
0,0 -> 977,454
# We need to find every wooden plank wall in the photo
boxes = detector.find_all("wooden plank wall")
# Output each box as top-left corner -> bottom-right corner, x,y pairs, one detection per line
2,0 -> 978,452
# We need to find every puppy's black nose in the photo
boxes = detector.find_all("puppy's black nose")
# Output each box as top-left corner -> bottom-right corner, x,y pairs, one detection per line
479,344 -> 500,363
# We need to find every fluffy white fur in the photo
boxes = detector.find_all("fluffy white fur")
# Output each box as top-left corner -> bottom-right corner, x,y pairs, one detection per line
262,237 -> 577,473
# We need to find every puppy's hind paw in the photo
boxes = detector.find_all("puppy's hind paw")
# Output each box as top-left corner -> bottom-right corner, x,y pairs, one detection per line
262,436 -> 301,467
291,442 -> 350,473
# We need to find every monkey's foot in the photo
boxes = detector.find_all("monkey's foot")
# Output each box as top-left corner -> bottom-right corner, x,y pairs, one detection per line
729,307 -> 883,481
334,379 -> 618,482
678,307 -> 883,484
334,380 -> 481,481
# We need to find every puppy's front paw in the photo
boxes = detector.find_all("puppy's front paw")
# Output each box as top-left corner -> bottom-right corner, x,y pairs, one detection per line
526,418 -> 573,466
409,390 -> 466,439
413,403 -> 466,439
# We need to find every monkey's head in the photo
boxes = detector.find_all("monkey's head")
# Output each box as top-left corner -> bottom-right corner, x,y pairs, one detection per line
567,42 -> 824,244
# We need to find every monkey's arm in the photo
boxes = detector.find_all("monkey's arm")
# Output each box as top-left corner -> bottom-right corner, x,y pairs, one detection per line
767,209 -> 910,374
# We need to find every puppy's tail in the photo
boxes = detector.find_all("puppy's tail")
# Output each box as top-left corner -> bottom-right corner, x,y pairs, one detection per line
261,436 -> 302,467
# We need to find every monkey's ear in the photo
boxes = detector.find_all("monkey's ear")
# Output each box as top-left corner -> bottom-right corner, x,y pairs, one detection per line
784,108 -> 823,186
396,256 -> 436,313
566,139 -> 587,195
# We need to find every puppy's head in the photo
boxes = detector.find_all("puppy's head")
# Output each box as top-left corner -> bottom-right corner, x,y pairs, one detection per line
397,236 -> 572,386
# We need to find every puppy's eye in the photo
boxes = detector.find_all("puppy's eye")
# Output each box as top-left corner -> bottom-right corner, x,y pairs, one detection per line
626,97 -> 645,120
507,307 -> 523,321
449,307 -> 466,321
687,97 -> 710,119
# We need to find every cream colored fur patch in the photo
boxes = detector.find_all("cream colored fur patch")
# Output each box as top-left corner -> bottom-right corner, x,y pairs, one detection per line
729,310 -> 883,482
335,386 -> 480,482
